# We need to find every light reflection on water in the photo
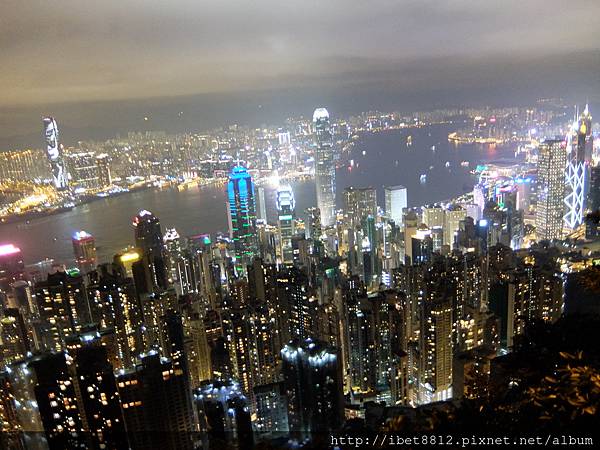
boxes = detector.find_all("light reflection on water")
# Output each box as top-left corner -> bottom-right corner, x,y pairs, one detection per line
0,124 -> 520,266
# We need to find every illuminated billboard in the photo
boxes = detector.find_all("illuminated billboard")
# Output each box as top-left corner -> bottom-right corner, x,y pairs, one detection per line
43,116 -> 69,190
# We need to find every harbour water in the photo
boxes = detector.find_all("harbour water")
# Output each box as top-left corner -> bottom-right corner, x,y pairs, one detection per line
0,124 -> 521,266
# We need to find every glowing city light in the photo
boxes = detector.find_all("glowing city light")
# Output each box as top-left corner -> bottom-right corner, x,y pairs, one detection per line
0,244 -> 21,256
120,251 -> 140,263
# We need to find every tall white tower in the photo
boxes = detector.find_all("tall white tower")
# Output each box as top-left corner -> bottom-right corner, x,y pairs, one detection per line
313,108 -> 336,227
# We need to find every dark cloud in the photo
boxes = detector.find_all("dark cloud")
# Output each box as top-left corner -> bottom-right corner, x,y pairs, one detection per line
1,0 -> 599,145
2,0 -> 599,104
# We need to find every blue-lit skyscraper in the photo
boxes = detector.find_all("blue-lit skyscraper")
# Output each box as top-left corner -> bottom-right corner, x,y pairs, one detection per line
227,165 -> 258,262
313,108 -> 336,227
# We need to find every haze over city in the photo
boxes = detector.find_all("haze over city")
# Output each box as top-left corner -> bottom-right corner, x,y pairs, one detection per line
2,0 -> 600,147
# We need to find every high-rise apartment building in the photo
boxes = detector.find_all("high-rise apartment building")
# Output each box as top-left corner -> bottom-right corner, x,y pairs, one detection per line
343,186 -> 377,226
536,139 -> 567,241
281,338 -> 343,438
72,230 -> 97,274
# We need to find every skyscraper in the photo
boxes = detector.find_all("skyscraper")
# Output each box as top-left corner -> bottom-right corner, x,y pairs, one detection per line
419,289 -> 453,404
117,352 -> 198,450
564,105 -> 593,232
42,117 -> 69,190
133,210 -> 164,257
305,207 -> 321,240
276,184 -> 296,264
72,230 -> 97,274
313,108 -> 336,227
0,244 -> 25,291
281,338 -> 343,438
256,186 -> 268,223
132,209 -> 168,290
385,185 -> 407,226
276,267 -> 312,343
35,269 -> 90,351
65,331 -> 129,450
67,151 -> 99,191
343,186 -> 377,226
588,164 -> 600,212
86,265 -> 144,369
96,153 -> 112,188
30,353 -> 86,449
227,165 -> 258,262
536,139 -> 567,241
444,205 -> 466,248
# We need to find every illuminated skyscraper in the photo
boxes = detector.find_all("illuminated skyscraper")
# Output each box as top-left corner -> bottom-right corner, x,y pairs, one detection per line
72,230 -> 97,274
42,117 -> 69,190
86,265 -> 144,370
195,379 -> 253,450
444,205 -> 466,248
117,351 -> 198,450
305,207 -> 321,240
276,184 -> 296,264
133,210 -> 164,257
96,153 -> 112,188
281,338 -> 343,438
133,209 -> 168,290
385,185 -> 407,226
344,186 -> 377,226
419,290 -> 453,404
276,267 -> 312,343
67,151 -> 99,191
256,186 -> 268,223
536,139 -> 567,241
35,269 -> 90,351
30,353 -> 86,449
588,164 -> 600,212
64,331 -> 129,450
227,165 -> 258,262
313,108 -> 336,227
0,244 -> 25,291
564,105 -> 593,232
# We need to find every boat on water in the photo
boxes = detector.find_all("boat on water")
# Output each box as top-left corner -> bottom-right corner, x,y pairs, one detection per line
420,174 -> 427,184
407,135 -> 413,146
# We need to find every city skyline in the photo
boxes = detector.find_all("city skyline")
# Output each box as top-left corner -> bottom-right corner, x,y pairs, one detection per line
2,2 -> 600,448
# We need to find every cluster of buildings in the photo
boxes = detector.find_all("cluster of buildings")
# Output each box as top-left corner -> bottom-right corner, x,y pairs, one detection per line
0,101 -> 587,220
0,104 -> 598,449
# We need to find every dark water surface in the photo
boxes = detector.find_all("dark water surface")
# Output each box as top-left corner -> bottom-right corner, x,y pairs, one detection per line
0,125 -> 520,266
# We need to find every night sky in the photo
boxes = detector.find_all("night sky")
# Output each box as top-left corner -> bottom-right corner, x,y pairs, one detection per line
1,0 -> 599,147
